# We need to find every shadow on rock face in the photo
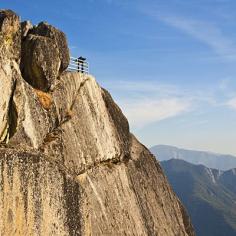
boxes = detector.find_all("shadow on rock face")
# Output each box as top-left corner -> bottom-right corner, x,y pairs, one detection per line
8,100 -> 18,139
21,34 -> 61,91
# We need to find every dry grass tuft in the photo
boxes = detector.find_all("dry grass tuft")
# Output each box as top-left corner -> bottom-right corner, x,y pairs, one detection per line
65,109 -> 73,119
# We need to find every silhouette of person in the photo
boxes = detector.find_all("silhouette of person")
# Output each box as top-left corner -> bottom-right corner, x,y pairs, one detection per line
78,56 -> 86,73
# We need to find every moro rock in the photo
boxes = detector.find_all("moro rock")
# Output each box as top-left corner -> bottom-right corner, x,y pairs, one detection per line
0,9 -> 195,236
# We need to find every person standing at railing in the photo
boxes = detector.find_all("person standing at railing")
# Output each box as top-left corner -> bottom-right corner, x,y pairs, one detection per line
78,56 -> 86,73
69,56 -> 88,73
76,58 -> 81,72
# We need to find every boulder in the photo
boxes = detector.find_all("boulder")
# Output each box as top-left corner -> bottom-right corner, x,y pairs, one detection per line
21,34 -> 61,91
32,22 -> 70,72
21,20 -> 32,38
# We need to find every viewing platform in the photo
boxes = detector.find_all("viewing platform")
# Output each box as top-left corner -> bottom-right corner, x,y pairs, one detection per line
67,56 -> 89,74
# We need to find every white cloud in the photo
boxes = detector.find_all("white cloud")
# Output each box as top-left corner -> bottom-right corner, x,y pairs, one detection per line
227,98 -> 236,109
103,80 -> 193,128
103,79 -> 235,128
120,98 -> 190,128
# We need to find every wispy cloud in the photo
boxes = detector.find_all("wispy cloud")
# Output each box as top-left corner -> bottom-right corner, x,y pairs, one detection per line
103,80 -> 195,128
143,10 -> 236,60
103,79 -> 236,128
105,80 -> 180,96
120,98 -> 191,128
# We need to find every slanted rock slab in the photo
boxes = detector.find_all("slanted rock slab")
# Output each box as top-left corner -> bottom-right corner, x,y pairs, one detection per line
0,9 -> 21,142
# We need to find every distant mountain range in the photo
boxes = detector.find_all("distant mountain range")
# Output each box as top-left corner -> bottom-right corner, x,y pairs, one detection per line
161,159 -> 236,236
150,145 -> 236,170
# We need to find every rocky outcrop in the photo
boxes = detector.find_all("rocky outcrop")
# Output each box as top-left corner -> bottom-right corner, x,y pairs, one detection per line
0,9 -> 195,236
31,22 -> 70,72
20,21 -> 70,91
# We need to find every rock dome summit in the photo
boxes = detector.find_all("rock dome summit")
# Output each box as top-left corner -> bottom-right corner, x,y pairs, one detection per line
0,9 -> 195,235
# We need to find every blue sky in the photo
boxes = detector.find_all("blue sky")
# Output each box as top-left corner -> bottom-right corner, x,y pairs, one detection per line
2,0 -> 236,155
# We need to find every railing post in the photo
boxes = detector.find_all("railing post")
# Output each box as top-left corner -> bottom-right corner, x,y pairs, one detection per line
67,56 -> 89,74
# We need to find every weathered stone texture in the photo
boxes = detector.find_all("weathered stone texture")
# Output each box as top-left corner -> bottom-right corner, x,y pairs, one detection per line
31,22 -> 70,72
0,137 -> 194,236
77,135 -> 194,235
50,73 -> 130,175
0,9 -> 195,236
0,9 -> 21,62
0,9 -> 21,142
8,75 -> 58,148
0,148 -> 81,236
21,34 -> 61,91
0,72 -> 195,235
20,21 -> 70,91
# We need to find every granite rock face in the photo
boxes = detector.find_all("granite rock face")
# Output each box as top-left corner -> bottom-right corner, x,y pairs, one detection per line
0,9 -> 195,236
0,9 -> 21,62
0,9 -> 21,142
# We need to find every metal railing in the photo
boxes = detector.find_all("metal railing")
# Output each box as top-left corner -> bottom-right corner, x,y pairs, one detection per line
67,56 -> 89,74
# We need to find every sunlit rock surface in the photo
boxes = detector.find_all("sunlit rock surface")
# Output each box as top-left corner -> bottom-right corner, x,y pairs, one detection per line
0,9 -> 195,236
31,22 -> 70,72
0,10 -> 21,142
21,20 -> 32,38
